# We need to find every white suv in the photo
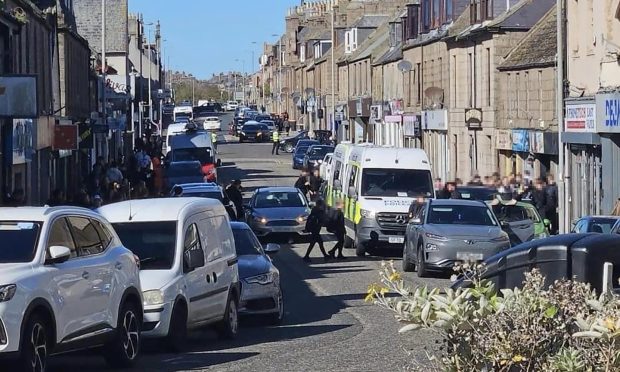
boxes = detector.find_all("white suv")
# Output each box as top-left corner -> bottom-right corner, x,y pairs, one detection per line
0,207 -> 143,371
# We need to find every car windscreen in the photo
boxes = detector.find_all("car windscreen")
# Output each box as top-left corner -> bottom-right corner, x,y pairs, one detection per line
361,169 -> 433,197
308,146 -> 334,158
428,205 -> 497,226
242,124 -> 259,131
171,147 -> 213,164
295,146 -> 309,155
0,222 -> 41,263
588,218 -> 618,233
460,188 -> 497,201
182,191 -> 223,201
232,228 -> 262,256
112,222 -> 177,270
492,204 -> 541,223
254,191 -> 306,208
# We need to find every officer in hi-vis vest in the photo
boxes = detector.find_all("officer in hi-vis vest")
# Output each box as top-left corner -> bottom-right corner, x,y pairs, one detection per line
271,129 -> 280,155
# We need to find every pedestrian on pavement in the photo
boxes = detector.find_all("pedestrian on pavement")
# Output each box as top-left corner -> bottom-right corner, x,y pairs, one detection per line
91,195 -> 103,209
497,177 -> 513,200
151,151 -> 164,196
271,129 -> 280,155
327,200 -> 346,259
308,169 -> 322,201
303,199 -> 330,262
545,174 -> 559,234
442,182 -> 462,199
284,120 -> 290,135
105,161 -> 124,185
530,178 -> 548,218
226,180 -> 244,220
468,175 -> 483,186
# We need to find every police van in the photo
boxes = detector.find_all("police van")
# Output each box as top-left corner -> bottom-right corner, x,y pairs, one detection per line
325,144 -> 435,256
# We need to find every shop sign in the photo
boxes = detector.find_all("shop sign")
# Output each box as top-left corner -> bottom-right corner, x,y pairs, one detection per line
495,129 -> 512,150
384,115 -> 402,124
104,75 -> 130,100
370,105 -> 382,121
403,115 -> 420,138
389,99 -> 404,115
422,109 -> 448,131
596,93 -> 620,133
529,131 -> 545,154
565,103 -> 596,132
12,118 -> 34,164
53,120 -> 78,150
512,129 -> 529,152
465,108 -> 483,128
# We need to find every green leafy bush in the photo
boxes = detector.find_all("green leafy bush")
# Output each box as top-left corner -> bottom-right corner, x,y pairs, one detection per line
367,261 -> 620,371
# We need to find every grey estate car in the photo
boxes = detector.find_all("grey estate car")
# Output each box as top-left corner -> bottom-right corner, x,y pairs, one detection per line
403,199 -> 511,277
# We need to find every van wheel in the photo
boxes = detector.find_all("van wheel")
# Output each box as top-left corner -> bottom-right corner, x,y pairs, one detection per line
355,238 -> 366,257
402,241 -> 416,272
19,314 -> 49,372
417,245 -> 428,278
165,303 -> 188,351
216,295 -> 239,340
104,302 -> 140,368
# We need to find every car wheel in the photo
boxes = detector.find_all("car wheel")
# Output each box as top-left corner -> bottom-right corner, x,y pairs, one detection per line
104,301 -> 141,368
19,314 -> 49,372
165,303 -> 188,351
239,138 -> 244,143
355,237 -> 366,257
216,295 -> 239,340
416,245 -> 428,278
284,143 -> 293,153
267,289 -> 284,325
402,240 -> 416,272
344,235 -> 354,248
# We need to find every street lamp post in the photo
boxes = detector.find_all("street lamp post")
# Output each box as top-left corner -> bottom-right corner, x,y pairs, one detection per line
101,0 -> 106,160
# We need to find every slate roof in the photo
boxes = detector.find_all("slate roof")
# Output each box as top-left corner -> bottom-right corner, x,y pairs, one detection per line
306,28 -> 332,41
351,14 -> 391,28
499,7 -> 556,70
338,21 -> 391,65
373,42 -> 403,66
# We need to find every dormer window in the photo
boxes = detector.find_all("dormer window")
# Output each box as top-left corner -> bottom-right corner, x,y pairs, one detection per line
470,0 -> 493,25
345,28 -> 358,54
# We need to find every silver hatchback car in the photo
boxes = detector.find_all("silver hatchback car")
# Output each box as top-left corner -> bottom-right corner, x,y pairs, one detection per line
403,199 -> 511,277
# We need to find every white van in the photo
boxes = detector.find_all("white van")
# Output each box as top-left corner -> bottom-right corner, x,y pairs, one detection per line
325,145 -> 435,256
98,198 -> 240,349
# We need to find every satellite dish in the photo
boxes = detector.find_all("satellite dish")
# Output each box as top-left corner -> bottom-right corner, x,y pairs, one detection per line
397,60 -> 413,72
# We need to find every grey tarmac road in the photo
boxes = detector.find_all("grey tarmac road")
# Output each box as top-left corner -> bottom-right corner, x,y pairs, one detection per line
49,114 -> 451,371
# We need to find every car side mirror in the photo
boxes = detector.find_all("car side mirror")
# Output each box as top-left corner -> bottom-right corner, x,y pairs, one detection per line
46,245 -> 72,264
264,243 -> 281,255
348,186 -> 358,199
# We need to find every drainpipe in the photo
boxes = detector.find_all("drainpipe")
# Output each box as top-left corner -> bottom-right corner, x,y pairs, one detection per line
557,0 -> 567,233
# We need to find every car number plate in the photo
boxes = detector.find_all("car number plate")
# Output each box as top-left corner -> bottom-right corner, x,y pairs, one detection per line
456,252 -> 484,261
389,236 -> 405,244
271,227 -> 292,232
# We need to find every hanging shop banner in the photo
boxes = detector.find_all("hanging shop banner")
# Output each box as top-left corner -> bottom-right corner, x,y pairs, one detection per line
12,118 -> 34,164
512,129 -> 529,152
596,93 -> 620,133
384,115 -> 402,124
565,103 -> 596,133
403,115 -> 420,138
422,109 -> 448,131
529,131 -> 545,154
495,129 -> 512,150
389,99 -> 404,115
53,120 -> 78,150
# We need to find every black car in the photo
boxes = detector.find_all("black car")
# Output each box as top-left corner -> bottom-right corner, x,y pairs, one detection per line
239,123 -> 270,142
302,145 -> 334,170
452,234 -> 620,294
279,131 -> 309,153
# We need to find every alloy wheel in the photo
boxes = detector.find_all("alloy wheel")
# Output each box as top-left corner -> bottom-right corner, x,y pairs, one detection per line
30,323 -> 47,372
122,310 -> 139,361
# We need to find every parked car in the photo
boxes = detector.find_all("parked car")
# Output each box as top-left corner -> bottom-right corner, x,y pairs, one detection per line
259,119 -> 277,134
0,207 -> 143,370
255,114 -> 272,123
98,198 -> 241,350
294,139 -> 320,153
302,145 -> 335,171
245,187 -> 311,237
226,101 -> 239,111
279,131 -> 309,153
452,234 -> 620,295
170,182 -> 237,220
230,222 -> 284,324
239,122 -> 271,143
319,153 -> 333,180
571,216 -> 620,234
403,199 -> 511,276
203,116 -> 222,131
292,145 -> 311,170
490,198 -> 550,245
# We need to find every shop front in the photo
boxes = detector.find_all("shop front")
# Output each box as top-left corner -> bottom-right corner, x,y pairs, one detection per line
347,97 -> 372,143
403,114 -> 421,148
562,99 -> 602,221
595,92 -> 620,215
422,109 -> 449,181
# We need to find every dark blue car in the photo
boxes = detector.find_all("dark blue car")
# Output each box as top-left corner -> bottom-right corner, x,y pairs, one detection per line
293,146 -> 310,169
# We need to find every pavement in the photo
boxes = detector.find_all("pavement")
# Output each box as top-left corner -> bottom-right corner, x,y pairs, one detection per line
48,113 -> 451,371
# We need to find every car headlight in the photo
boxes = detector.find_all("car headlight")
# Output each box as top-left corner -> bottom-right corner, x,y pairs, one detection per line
0,284 -> 16,302
426,243 -> 438,251
143,289 -> 164,306
491,235 -> 510,242
245,272 -> 275,285
425,232 -> 447,241
297,215 -> 308,223
254,216 -> 267,224
360,209 -> 375,218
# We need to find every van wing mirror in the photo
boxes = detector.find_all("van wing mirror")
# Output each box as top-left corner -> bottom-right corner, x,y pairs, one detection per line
183,248 -> 205,273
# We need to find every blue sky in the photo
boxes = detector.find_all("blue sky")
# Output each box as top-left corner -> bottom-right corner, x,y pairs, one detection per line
129,0 -> 300,80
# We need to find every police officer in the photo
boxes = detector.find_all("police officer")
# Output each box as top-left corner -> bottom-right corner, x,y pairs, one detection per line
211,131 -> 218,153
271,129 -> 280,155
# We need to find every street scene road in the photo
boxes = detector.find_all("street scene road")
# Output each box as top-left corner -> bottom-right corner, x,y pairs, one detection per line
48,118 -> 449,371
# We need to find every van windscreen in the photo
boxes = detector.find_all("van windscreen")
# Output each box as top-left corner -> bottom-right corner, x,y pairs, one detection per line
112,221 -> 177,270
360,168 -> 433,198
171,147 -> 213,165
